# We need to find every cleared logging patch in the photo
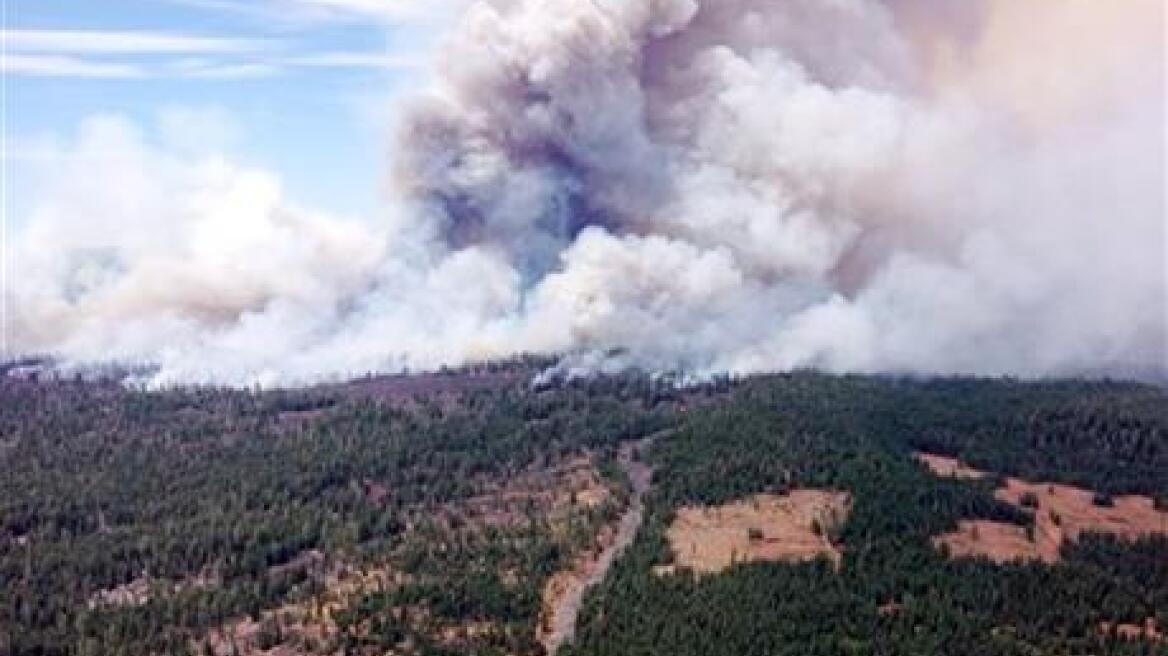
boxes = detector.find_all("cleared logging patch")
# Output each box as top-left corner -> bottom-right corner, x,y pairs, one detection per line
913,452 -> 987,480
919,453 -> 1168,564
655,490 -> 851,576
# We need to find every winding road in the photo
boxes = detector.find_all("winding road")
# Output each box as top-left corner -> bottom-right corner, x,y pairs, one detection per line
541,438 -> 654,654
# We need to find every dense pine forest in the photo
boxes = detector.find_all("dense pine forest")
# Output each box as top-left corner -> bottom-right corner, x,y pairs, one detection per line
0,360 -> 684,655
1,365 -> 1166,655
567,375 -> 1168,656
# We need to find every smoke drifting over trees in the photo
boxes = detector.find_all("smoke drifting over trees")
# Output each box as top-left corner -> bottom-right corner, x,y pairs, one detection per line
10,0 -> 1166,385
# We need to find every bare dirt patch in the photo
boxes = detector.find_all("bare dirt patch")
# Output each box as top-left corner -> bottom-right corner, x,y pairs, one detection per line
933,520 -> 1049,564
656,490 -> 851,576
196,560 -> 402,656
1100,618 -> 1163,643
922,453 -> 1168,564
443,452 -> 613,529
913,452 -> 987,480
88,569 -> 220,610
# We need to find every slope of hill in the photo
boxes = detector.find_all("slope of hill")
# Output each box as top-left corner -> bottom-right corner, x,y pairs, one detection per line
1,369 -> 1165,655
566,375 -> 1168,656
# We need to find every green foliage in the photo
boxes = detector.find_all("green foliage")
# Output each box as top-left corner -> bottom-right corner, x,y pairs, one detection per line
566,373 -> 1168,656
0,366 -> 675,655
3,369 -> 1166,655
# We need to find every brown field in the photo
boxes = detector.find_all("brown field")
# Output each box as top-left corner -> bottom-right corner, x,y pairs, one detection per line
655,490 -> 851,575
933,520 -> 1051,563
921,453 -> 1168,564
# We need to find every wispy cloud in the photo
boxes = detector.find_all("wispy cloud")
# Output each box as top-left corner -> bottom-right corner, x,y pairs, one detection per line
156,0 -> 288,23
3,28 -> 425,79
282,51 -> 424,70
168,59 -> 284,79
1,53 -> 420,79
159,0 -> 440,25
291,0 -> 429,21
6,29 -> 271,55
2,54 -> 147,79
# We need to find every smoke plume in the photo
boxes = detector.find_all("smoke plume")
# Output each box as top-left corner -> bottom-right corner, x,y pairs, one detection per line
10,0 -> 1166,385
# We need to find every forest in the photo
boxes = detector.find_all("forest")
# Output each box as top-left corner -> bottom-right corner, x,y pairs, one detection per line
567,374 -> 1168,656
0,360 -> 683,655
1,365 -> 1166,655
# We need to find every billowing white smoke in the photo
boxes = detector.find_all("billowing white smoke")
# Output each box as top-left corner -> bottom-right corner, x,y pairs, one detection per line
9,0 -> 1166,385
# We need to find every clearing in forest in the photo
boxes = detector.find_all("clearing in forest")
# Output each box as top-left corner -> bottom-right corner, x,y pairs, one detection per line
918,453 -> 1168,564
1100,619 -> 1164,643
655,490 -> 851,576
912,452 -> 987,480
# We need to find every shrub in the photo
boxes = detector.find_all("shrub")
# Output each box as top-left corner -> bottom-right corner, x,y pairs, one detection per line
1020,492 -> 1040,509
1092,492 -> 1114,507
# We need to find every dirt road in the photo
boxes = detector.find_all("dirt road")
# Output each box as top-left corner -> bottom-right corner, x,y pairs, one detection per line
541,438 -> 653,654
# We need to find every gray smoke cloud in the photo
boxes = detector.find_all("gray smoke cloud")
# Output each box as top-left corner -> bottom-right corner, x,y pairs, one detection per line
9,0 -> 1166,385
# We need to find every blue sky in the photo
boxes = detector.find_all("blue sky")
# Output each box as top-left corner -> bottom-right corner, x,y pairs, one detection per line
5,0 -> 443,225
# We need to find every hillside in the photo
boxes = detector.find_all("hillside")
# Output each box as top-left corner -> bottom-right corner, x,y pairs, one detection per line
1,369 -> 1166,655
